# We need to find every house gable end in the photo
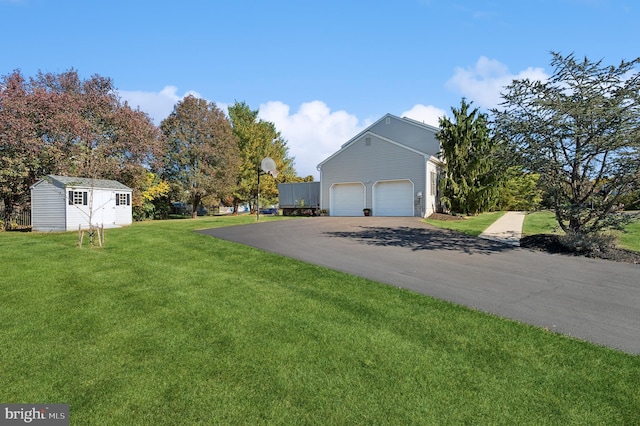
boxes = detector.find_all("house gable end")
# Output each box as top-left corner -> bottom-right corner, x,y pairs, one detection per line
368,115 -> 440,155
318,113 -> 440,171
318,130 -> 428,170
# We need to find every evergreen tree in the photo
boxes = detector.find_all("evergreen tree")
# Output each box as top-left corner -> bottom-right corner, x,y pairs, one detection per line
493,52 -> 640,236
437,99 -> 500,215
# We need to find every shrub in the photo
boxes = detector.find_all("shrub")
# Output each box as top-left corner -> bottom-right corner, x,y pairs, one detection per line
560,231 -> 618,254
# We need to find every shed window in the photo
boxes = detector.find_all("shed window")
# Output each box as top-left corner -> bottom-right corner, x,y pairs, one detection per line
115,193 -> 130,206
69,191 -> 88,205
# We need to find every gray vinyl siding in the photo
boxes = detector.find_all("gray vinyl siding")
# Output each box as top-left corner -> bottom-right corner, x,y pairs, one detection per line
30,181 -> 66,232
358,115 -> 440,156
320,134 -> 426,216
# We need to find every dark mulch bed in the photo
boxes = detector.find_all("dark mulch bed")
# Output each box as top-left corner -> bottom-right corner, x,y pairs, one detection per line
428,213 -> 465,221
427,213 -> 639,264
520,234 -> 640,264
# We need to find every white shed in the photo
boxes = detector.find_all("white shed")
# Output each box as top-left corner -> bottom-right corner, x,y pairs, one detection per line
30,175 -> 133,232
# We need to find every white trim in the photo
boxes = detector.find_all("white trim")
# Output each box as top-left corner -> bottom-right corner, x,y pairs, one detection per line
400,116 -> 440,132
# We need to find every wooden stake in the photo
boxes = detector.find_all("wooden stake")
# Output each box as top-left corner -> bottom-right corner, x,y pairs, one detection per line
96,225 -> 102,247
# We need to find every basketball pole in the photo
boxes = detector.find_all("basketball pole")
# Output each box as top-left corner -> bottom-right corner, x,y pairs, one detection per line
256,167 -> 261,222
257,157 -> 278,222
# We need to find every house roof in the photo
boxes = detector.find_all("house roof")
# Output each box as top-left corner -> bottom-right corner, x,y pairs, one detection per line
338,114 -> 439,150
317,113 -> 442,169
37,175 -> 132,191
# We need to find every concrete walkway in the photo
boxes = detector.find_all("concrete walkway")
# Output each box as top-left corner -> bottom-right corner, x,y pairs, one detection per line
479,211 -> 526,246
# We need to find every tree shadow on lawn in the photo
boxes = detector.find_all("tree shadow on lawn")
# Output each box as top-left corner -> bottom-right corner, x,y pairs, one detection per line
324,225 -> 516,255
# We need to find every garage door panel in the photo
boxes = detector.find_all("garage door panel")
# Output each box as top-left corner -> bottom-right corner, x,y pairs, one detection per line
331,183 -> 364,216
373,180 -> 413,216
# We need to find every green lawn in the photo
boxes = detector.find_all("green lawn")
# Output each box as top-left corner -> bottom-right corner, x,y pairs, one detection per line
1,216 -> 639,424
423,211 -> 506,236
523,211 -> 640,252
521,211 -> 564,237
620,219 -> 640,252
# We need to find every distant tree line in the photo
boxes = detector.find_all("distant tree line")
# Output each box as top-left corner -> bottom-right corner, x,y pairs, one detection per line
0,69 -> 300,226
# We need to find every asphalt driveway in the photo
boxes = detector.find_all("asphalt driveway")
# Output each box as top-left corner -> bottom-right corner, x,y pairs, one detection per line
199,217 -> 640,354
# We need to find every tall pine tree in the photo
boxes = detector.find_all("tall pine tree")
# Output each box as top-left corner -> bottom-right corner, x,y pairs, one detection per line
437,98 -> 500,215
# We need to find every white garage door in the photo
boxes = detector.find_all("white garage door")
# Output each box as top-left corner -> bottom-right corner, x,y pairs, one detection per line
373,180 -> 414,216
331,183 -> 365,216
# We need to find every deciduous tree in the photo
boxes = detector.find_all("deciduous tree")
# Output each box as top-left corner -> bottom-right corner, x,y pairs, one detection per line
228,101 -> 296,213
0,71 -> 40,222
161,95 -> 240,218
495,167 -> 542,211
29,70 -> 162,184
0,69 -> 162,229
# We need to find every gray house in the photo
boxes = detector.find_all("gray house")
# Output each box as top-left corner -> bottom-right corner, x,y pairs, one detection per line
317,114 -> 445,217
30,175 -> 133,232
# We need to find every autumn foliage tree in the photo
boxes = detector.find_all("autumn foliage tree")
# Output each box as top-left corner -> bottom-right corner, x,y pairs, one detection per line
161,95 -> 240,218
30,70 -> 162,182
0,69 -> 162,228
0,71 -> 39,220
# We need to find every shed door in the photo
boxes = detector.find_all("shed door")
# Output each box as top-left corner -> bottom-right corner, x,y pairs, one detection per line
373,180 -> 414,216
331,183 -> 365,216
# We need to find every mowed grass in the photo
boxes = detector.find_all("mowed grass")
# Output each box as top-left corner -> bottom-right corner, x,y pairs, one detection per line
424,211 -> 506,236
523,211 -> 640,252
620,220 -> 640,251
1,216 -> 639,424
522,211 -> 565,237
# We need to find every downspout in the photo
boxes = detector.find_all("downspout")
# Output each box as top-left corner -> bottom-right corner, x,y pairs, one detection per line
424,155 -> 429,218
317,165 -> 323,214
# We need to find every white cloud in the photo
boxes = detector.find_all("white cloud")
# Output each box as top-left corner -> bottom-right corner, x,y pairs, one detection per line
400,104 -> 447,127
117,87 -> 366,179
258,100 -> 366,179
118,86 -> 201,125
446,56 -> 548,109
118,85 -> 471,180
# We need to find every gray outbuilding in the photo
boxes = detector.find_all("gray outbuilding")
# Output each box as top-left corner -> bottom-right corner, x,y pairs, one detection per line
30,175 -> 133,232
317,114 -> 445,217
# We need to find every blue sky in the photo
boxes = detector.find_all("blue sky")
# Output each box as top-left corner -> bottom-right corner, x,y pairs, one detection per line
3,0 -> 638,178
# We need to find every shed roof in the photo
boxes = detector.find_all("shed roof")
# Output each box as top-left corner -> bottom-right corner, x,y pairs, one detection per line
37,175 -> 132,191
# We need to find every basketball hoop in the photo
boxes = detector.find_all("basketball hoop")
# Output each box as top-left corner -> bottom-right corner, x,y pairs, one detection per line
257,157 -> 278,221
